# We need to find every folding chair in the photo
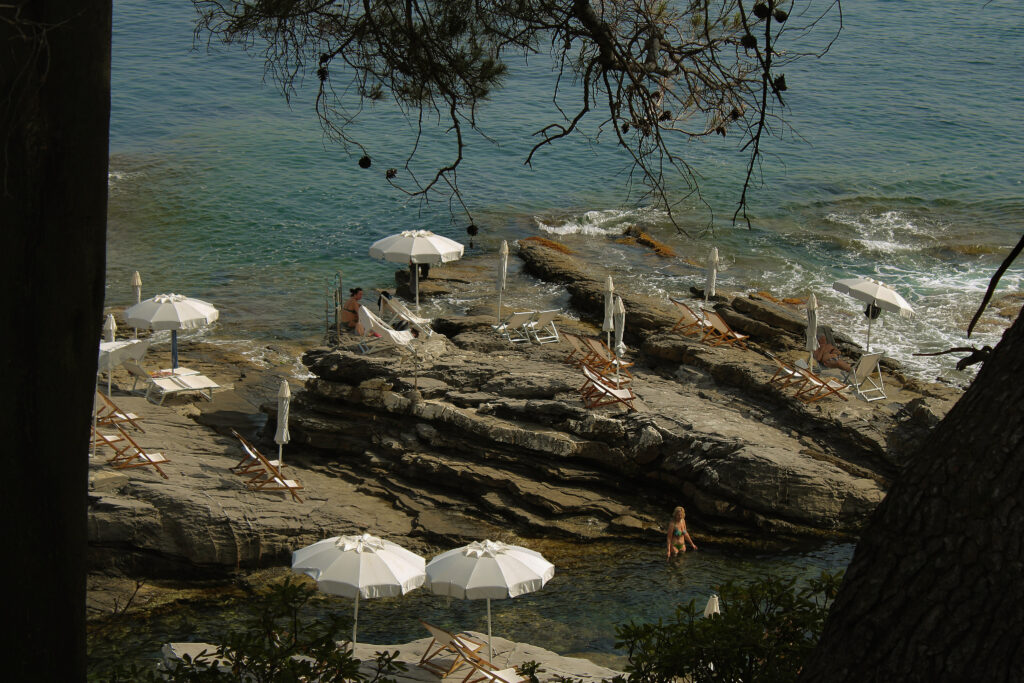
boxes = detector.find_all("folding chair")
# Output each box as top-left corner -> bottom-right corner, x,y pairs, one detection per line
492,311 -> 534,343
244,445 -> 304,502
230,429 -> 284,477
579,365 -> 638,411
524,309 -> 560,344
792,366 -> 849,403
764,352 -> 807,392
106,423 -> 170,478
581,336 -> 634,379
450,640 -> 521,683
701,310 -> 750,348
417,620 -> 487,677
354,306 -> 416,355
844,351 -> 886,402
383,296 -> 435,337
94,391 -> 145,433
561,332 -> 599,367
90,425 -> 132,459
669,298 -> 713,338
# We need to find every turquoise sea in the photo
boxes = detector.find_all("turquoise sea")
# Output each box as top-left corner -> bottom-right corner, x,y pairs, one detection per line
97,0 -> 1023,668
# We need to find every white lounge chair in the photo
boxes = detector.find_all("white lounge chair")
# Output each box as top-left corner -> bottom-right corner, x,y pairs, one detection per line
383,297 -> 435,337
143,372 -> 219,405
492,311 -> 534,343
417,620 -> 486,677
354,306 -> 415,354
845,351 -> 886,402
524,309 -> 560,344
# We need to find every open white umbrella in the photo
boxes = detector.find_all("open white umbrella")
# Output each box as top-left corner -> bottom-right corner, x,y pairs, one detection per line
833,277 -> 914,352
369,230 -> 464,310
131,271 -> 142,338
705,246 -> 718,302
602,276 -> 615,351
496,240 -> 509,324
805,293 -> 819,371
124,293 -> 219,369
274,380 -> 291,467
426,539 -> 554,662
292,533 -> 426,647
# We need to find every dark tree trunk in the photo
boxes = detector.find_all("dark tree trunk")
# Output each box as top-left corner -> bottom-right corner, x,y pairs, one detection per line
801,310 -> 1024,682
0,1 -> 110,679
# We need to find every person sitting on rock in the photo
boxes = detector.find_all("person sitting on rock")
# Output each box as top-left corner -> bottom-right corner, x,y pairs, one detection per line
666,506 -> 698,558
813,334 -> 852,373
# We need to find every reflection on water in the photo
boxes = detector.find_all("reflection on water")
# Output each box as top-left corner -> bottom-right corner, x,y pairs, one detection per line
88,540 -> 853,670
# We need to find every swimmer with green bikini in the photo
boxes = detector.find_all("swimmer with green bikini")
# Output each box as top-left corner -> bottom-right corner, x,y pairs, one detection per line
666,506 -> 698,558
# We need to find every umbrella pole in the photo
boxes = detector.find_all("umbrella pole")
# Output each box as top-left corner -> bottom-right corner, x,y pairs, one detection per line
487,597 -> 492,663
91,387 -> 99,459
278,443 -> 284,469
414,264 -> 420,311
867,314 -> 873,352
108,355 -> 113,396
171,330 -> 179,369
353,594 -> 359,648
497,291 -> 503,325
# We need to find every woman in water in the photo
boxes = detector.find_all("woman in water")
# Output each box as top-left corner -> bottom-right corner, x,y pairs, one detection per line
666,506 -> 698,558
340,287 -> 364,330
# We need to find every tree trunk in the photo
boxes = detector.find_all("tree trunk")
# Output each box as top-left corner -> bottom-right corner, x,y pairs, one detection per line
801,310 -> 1024,682
0,1 -> 110,679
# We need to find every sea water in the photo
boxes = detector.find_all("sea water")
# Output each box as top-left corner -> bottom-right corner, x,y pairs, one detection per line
97,0 -> 1022,667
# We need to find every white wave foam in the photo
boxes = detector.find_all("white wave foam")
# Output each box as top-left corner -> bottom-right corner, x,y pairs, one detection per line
535,207 -> 667,236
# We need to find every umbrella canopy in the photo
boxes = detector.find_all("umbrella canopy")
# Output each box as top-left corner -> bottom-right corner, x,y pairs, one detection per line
369,230 -> 465,309
124,293 -> 219,368
426,539 -> 554,661
602,276 -> 615,349
292,533 -> 426,646
705,246 -> 719,301
805,293 -> 819,370
496,240 -> 509,324
274,380 -> 291,466
832,277 -> 913,351
613,295 -> 627,359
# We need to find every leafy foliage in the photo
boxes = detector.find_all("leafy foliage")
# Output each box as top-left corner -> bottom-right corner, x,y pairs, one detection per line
615,571 -> 843,683
89,578 -> 405,683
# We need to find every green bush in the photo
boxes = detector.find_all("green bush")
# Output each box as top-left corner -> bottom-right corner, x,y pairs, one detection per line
614,571 -> 843,683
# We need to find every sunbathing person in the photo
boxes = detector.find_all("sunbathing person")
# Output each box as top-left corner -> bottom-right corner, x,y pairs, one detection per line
813,334 -> 852,372
341,288 -> 364,332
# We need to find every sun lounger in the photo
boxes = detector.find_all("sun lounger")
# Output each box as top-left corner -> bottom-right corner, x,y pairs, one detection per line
792,366 -> 849,403
242,441 -> 303,502
579,365 -> 637,411
106,423 -> 170,478
383,297 -> 435,337
764,352 -> 807,391
354,306 -> 416,355
581,336 -> 634,379
844,351 -> 886,402
450,640 -> 526,683
94,391 -> 145,433
562,332 -> 599,367
229,428 -> 284,477
669,298 -> 713,338
524,309 -> 560,344
146,372 -> 220,405
701,310 -> 750,348
492,311 -> 534,343
417,620 -> 487,677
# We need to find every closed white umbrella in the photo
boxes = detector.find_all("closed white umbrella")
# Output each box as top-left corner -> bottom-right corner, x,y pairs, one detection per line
131,271 -> 142,338
125,293 -> 219,369
274,380 -> 291,467
426,539 -> 554,662
805,293 -> 819,371
704,594 -> 721,618
496,240 -> 509,324
292,533 -> 426,647
832,277 -> 914,352
369,230 -> 464,310
705,246 -> 718,302
602,276 -> 615,351
102,314 -> 117,395
613,295 -> 627,385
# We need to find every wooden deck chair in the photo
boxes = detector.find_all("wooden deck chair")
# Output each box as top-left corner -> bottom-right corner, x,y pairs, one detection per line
701,310 -> 750,348
229,429 -> 284,477
383,297 -> 435,337
417,620 -> 486,677
106,423 -> 170,478
90,425 -> 132,459
764,352 -> 808,392
451,640 -> 525,683
844,351 -> 886,402
524,309 -> 560,344
562,333 -> 599,367
792,366 -> 849,403
94,391 -> 145,433
243,445 -> 304,502
579,365 -> 637,411
492,310 -> 534,343
581,336 -> 634,378
669,298 -> 713,338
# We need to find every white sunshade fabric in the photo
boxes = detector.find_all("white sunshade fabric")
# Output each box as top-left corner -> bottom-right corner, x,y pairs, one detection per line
832,277 -> 914,318
292,533 -> 426,600
368,230 -> 464,265
425,539 -> 555,600
124,293 -> 220,331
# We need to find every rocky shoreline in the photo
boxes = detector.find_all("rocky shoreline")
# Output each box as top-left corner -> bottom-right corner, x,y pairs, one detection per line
88,235 -> 964,616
